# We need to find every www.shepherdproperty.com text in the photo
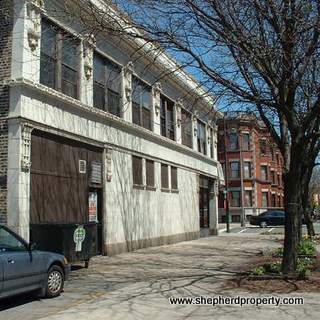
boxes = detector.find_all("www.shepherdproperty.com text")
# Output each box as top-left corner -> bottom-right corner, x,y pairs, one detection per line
169,295 -> 304,307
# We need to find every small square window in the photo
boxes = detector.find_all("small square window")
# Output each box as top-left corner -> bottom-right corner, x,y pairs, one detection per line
79,160 -> 86,174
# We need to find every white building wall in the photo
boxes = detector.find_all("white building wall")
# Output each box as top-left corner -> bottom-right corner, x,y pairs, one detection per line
6,0 -> 221,253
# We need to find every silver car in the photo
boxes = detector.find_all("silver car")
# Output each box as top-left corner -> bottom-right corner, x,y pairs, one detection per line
0,224 -> 70,299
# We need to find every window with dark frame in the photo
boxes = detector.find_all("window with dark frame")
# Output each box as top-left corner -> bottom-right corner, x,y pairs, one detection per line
40,19 -> 79,99
161,163 -> 169,189
242,133 -> 250,151
230,161 -> 240,178
181,109 -> 192,148
230,191 -> 241,207
261,165 -> 268,181
260,139 -> 267,155
132,156 -> 143,186
171,166 -> 178,190
93,52 -> 121,116
262,192 -> 268,207
132,77 -> 152,130
229,132 -> 239,150
209,128 -> 214,158
197,120 -> 206,155
271,171 -> 276,184
146,159 -> 155,188
244,190 -> 253,207
160,96 -> 175,140
243,161 -> 252,178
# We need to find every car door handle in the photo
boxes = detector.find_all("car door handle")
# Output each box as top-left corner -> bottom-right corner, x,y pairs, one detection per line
7,259 -> 15,264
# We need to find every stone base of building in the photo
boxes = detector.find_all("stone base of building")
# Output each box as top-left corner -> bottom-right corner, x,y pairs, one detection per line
105,231 -> 200,256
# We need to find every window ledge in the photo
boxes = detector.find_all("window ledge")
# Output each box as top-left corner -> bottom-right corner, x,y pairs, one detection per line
171,189 -> 179,193
133,184 -> 145,190
161,188 -> 171,193
146,186 -> 156,191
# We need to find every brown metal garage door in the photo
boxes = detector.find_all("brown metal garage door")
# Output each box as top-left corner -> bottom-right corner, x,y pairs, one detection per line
30,130 -> 103,224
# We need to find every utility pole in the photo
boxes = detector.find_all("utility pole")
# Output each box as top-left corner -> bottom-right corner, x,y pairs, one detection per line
239,129 -> 246,227
223,113 -> 230,232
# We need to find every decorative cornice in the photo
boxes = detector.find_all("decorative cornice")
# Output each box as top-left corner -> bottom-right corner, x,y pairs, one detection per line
7,78 -> 219,166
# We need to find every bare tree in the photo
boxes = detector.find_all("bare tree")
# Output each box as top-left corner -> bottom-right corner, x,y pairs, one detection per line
90,0 -> 320,276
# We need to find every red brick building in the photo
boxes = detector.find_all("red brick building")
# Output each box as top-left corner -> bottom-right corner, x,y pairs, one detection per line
217,113 -> 284,223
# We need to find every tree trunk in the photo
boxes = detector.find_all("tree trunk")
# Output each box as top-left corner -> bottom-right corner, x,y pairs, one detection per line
282,144 -> 307,275
302,172 -> 315,238
304,211 -> 315,238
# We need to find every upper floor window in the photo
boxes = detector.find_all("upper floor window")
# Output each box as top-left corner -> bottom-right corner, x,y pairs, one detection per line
261,165 -> 268,181
93,52 -> 121,117
132,77 -> 152,130
260,139 -> 267,155
40,19 -> 79,99
230,161 -> 240,178
229,132 -> 238,150
243,161 -> 252,178
181,109 -> 192,148
209,128 -> 214,158
197,120 -> 206,155
242,133 -> 250,151
160,96 -> 175,140
271,171 -> 276,184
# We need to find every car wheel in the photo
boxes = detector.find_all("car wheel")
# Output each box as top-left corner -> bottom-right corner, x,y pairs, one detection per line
260,221 -> 267,228
45,265 -> 64,298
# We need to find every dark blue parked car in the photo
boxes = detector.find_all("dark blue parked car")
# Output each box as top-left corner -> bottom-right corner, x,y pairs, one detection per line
250,210 -> 286,228
0,224 -> 70,299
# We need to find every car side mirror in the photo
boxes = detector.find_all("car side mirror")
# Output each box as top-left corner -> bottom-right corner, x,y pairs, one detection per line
28,242 -> 37,251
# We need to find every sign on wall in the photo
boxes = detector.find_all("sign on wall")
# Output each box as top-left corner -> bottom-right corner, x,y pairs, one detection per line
88,192 -> 98,222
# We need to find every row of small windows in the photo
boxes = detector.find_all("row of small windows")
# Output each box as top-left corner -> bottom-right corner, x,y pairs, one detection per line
39,19 -> 213,157
226,190 -> 283,208
222,162 -> 282,185
132,156 -> 178,191
218,132 -> 282,163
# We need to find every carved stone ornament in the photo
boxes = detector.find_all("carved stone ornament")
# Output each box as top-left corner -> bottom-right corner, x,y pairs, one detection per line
84,33 -> 96,47
26,1 -> 42,51
106,148 -> 113,182
83,45 -> 93,80
21,124 -> 33,172
152,81 -> 162,97
28,0 -> 44,7
154,103 -> 160,116
125,86 -> 132,102
123,61 -> 134,76
27,29 -> 41,51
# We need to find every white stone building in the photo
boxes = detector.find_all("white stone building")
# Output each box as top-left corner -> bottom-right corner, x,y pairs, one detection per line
0,0 -> 223,256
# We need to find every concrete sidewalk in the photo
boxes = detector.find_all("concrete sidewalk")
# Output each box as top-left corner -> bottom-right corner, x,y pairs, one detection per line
2,234 -> 319,320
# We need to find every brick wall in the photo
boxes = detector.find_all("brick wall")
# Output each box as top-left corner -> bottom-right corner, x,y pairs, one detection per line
0,0 -> 13,223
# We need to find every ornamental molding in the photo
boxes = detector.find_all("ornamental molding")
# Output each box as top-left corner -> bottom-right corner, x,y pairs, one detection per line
105,148 -> 113,182
152,81 -> 162,97
21,123 -> 34,172
123,61 -> 134,76
26,1 -> 42,51
8,78 -> 220,167
83,44 -> 93,80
